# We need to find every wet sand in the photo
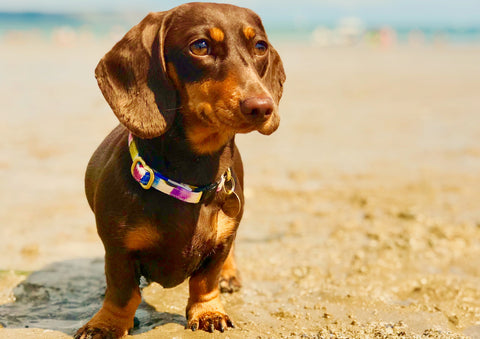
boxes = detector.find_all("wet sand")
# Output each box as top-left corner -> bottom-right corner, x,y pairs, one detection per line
1,37 -> 480,338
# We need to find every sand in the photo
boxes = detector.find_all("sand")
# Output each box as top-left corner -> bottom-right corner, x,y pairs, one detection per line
1,36 -> 480,338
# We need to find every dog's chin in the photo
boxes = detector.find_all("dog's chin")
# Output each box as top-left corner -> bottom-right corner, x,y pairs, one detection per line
226,111 -> 281,135
256,114 -> 280,135
227,119 -> 280,136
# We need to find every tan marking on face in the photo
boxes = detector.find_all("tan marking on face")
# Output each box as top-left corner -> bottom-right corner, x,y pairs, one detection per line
243,26 -> 256,40
209,27 -> 225,42
186,125 -> 234,154
185,75 -> 240,116
124,225 -> 161,251
196,102 -> 213,117
182,74 -> 243,154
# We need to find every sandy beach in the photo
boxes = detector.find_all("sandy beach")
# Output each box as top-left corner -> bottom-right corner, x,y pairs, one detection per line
1,35 -> 480,338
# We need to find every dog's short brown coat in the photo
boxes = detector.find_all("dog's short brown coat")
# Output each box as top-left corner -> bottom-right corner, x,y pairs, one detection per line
75,3 -> 285,338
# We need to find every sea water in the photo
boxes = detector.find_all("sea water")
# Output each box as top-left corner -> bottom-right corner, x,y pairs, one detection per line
1,11 -> 479,45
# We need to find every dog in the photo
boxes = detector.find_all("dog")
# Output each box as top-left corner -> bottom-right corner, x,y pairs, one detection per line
75,2 -> 285,337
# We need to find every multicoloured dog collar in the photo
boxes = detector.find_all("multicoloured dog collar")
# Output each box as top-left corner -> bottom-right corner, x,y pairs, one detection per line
128,133 -> 231,204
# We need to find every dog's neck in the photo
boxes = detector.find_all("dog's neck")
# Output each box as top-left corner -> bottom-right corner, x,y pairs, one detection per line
133,117 -> 235,188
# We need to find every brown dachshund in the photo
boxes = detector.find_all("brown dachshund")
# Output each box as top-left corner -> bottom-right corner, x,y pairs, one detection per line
75,2 -> 285,338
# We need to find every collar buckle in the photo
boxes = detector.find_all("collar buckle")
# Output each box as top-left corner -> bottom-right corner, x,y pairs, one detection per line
131,156 -> 155,190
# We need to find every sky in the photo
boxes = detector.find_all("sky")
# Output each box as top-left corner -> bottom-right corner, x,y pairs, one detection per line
0,0 -> 479,28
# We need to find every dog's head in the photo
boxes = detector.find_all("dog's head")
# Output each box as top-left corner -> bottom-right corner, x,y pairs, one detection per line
95,3 -> 286,154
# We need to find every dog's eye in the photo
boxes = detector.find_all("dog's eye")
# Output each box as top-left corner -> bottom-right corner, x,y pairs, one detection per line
189,39 -> 210,56
254,40 -> 268,56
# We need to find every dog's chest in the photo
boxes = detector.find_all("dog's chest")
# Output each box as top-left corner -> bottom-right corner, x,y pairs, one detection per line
128,202 -> 230,287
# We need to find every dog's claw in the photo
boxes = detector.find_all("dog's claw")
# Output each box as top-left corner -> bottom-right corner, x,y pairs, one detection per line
75,325 -> 118,339
187,312 -> 234,333
74,328 -> 117,339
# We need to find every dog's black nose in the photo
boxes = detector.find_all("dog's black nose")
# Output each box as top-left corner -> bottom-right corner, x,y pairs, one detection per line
240,97 -> 274,119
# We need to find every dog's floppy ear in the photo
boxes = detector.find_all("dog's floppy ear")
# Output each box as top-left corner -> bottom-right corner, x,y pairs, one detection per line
95,12 -> 176,139
264,45 -> 286,104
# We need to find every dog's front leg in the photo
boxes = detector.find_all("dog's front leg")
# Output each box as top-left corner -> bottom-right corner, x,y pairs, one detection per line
75,252 -> 141,339
186,255 -> 235,332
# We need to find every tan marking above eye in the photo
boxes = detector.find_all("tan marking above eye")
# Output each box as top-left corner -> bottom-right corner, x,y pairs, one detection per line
243,26 -> 256,40
209,27 -> 225,42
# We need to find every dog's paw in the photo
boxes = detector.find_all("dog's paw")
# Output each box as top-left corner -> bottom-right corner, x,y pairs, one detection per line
186,311 -> 234,333
186,298 -> 235,333
219,275 -> 242,293
75,320 -> 131,339
219,266 -> 242,293
74,303 -> 136,339
74,325 -> 118,339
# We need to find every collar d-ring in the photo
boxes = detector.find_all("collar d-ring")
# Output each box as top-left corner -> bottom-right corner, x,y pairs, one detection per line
223,168 -> 235,195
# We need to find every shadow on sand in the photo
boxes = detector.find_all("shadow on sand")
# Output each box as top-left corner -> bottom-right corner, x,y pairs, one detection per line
0,258 -> 185,336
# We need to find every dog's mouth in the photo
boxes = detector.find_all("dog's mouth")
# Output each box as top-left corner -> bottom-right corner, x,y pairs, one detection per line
184,101 -> 279,154
194,98 -> 278,134
215,110 -> 277,135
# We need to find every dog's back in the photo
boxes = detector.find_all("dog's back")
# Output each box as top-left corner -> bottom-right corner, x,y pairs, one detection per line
85,124 -> 126,212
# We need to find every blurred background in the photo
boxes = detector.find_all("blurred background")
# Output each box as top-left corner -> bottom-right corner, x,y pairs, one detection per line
1,0 -> 480,46
1,1 -> 480,338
